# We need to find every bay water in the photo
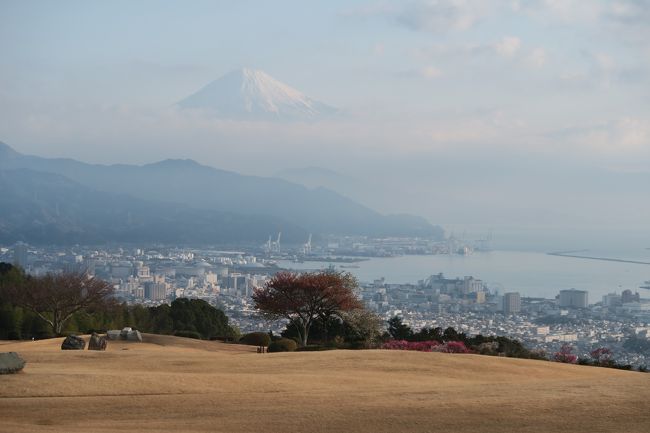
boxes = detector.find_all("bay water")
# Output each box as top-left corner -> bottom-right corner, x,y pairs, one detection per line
278,249 -> 650,300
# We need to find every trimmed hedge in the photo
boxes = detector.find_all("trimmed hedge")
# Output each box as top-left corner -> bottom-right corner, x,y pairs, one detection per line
239,332 -> 271,347
267,338 -> 298,353
173,330 -> 202,340
296,345 -> 339,352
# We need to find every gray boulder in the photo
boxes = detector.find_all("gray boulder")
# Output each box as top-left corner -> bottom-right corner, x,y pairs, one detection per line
106,330 -> 121,340
61,335 -> 86,350
0,352 -> 26,374
88,333 -> 107,351
106,328 -> 142,342
126,330 -> 143,342
120,327 -> 133,339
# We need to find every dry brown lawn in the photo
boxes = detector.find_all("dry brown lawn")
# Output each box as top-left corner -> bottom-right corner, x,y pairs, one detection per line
1,334 -> 649,433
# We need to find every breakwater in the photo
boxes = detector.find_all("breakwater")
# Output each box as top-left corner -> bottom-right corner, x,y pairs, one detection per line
548,251 -> 650,265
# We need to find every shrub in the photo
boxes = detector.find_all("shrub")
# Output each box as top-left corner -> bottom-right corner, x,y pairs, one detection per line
528,349 -> 547,360
440,341 -> 471,354
268,338 -> 298,353
382,339 -> 472,354
296,345 -> 338,351
590,347 -> 613,366
347,340 -> 369,350
476,341 -> 499,355
173,330 -> 202,340
7,330 -> 21,340
612,363 -> 633,371
382,340 -> 441,352
239,332 -> 271,347
552,344 -> 577,364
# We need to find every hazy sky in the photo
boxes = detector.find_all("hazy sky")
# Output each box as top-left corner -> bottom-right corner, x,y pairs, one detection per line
1,0 -> 649,240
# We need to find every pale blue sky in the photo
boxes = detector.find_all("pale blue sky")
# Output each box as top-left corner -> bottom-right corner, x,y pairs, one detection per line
3,1 -> 646,109
1,0 -> 649,232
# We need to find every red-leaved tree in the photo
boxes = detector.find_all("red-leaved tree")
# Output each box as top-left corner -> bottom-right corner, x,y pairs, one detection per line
252,270 -> 362,346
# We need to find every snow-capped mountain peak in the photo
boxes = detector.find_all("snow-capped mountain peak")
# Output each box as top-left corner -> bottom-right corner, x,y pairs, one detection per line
177,68 -> 337,121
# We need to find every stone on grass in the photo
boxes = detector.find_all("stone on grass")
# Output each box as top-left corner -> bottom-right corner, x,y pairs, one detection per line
61,335 -> 86,350
0,352 -> 26,374
88,333 -> 108,351
126,330 -> 143,342
106,330 -> 121,340
120,327 -> 133,339
106,328 -> 142,342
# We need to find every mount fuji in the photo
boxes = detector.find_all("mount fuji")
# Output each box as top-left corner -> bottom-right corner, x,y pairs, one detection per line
177,68 -> 337,121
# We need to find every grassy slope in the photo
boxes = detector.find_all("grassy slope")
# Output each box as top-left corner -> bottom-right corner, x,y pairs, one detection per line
1,334 -> 649,433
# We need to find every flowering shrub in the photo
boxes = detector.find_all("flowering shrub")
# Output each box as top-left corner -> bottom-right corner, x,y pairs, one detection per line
381,340 -> 471,353
590,347 -> 613,366
382,340 -> 441,352
441,341 -> 471,353
552,344 -> 577,364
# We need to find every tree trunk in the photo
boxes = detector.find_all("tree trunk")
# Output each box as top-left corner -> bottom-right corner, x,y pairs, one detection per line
54,321 -> 64,336
323,315 -> 329,344
301,322 -> 309,347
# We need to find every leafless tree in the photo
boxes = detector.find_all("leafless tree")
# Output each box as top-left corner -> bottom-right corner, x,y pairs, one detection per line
5,272 -> 114,336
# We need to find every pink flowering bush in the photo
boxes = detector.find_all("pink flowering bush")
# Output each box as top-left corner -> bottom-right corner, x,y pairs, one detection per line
440,341 -> 471,353
382,340 -> 441,352
382,340 -> 471,353
590,347 -> 613,366
552,344 -> 578,364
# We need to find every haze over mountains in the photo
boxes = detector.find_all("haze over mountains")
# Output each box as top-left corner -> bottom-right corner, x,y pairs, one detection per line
0,142 -> 442,245
176,68 -> 337,121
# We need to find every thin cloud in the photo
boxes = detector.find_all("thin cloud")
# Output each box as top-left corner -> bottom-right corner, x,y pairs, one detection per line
396,0 -> 483,32
525,47 -> 547,68
494,36 -> 521,57
350,0 -> 500,34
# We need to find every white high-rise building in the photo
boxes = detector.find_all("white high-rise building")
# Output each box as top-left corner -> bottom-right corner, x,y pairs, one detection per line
12,242 -> 28,269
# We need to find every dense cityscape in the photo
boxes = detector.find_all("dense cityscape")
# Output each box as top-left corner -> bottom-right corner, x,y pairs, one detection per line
4,237 -> 650,368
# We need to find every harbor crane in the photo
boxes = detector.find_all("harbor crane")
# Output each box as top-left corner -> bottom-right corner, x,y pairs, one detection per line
303,234 -> 312,255
475,230 -> 493,252
263,233 -> 281,254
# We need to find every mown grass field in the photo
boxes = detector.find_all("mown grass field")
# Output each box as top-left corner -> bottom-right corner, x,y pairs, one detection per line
1,334 -> 649,433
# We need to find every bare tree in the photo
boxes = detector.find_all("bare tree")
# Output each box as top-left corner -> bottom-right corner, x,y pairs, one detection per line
5,272 -> 114,336
252,270 -> 362,346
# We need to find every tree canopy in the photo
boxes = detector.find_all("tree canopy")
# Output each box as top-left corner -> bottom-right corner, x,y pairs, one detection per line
2,272 -> 114,336
169,298 -> 232,340
252,270 -> 362,346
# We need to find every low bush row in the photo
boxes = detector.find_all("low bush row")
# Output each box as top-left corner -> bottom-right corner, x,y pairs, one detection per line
268,338 -> 297,352
239,332 -> 271,347
381,340 -> 471,353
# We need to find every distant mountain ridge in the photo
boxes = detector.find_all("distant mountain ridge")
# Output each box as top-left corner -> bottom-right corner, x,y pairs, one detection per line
0,142 -> 443,245
275,166 -> 359,192
176,68 -> 337,121
0,168 -> 303,245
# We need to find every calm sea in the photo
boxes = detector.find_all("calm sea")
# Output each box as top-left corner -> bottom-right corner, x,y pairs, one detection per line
277,249 -> 650,300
